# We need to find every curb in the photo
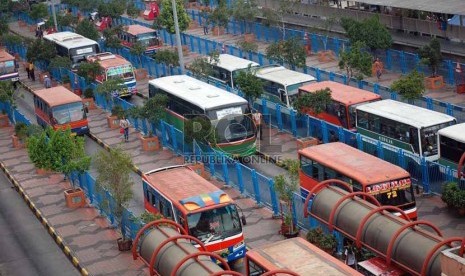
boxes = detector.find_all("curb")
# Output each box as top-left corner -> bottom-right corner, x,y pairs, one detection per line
255,151 -> 288,170
86,132 -> 143,176
0,162 -> 89,276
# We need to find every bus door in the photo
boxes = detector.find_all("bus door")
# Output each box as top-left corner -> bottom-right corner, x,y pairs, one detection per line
278,88 -> 287,106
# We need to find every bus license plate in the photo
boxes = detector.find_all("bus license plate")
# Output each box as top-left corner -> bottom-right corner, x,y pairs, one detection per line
11,77 -> 19,82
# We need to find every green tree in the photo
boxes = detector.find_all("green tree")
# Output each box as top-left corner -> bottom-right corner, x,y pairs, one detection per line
75,19 -> 100,41
1,34 -> 23,47
96,77 -> 125,101
48,56 -> 72,71
127,94 -> 168,132
340,16 -> 392,54
26,39 -> 57,63
98,0 -> 127,19
293,88 -> 332,114
208,0 -> 230,34
188,50 -> 219,78
0,17 -> 8,37
234,64 -> 263,104
126,2 -> 140,18
102,26 -> 123,49
266,36 -> 307,69
94,147 -> 134,240
77,61 -> 100,82
260,0 -> 298,39
418,38 -> 443,77
62,0 -> 100,12
338,41 -> 372,84
231,0 -> 257,33
237,40 -> 258,53
0,81 -> 17,123
57,13 -> 78,27
153,49 -> 179,67
390,70 -> 425,101
29,3 -> 48,20
321,17 -> 337,51
129,41 -> 146,67
158,0 -> 190,34
274,159 -> 300,235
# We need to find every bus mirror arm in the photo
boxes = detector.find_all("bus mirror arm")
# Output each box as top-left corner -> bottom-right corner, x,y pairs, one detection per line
234,204 -> 247,226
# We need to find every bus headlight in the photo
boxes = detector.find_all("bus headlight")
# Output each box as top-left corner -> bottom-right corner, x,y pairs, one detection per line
233,241 -> 244,250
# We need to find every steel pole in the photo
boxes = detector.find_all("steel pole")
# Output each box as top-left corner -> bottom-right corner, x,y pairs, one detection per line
171,0 -> 185,74
50,0 -> 58,31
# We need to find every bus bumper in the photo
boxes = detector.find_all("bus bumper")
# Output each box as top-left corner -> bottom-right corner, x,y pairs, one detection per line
73,125 -> 90,136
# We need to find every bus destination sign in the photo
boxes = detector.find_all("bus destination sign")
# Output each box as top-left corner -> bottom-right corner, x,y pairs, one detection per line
366,178 -> 411,194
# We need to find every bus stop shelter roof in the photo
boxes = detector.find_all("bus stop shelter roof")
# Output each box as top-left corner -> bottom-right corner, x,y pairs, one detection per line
354,0 -> 465,16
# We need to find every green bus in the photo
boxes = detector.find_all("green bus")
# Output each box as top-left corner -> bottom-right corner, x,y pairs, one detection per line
437,123 -> 465,170
356,99 -> 456,161
148,75 -> 257,157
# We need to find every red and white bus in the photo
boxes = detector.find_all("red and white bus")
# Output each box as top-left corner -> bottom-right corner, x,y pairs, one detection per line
0,49 -> 19,84
142,165 -> 246,263
119,25 -> 162,54
32,86 -> 89,135
298,81 -> 381,131
299,142 -> 417,220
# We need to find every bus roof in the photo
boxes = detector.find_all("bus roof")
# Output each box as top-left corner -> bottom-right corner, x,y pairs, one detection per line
43,31 -> 98,48
438,123 -> 465,143
255,65 -> 316,87
123,24 -> 156,36
148,75 -> 248,110
246,237 -> 362,275
356,99 -> 456,128
32,86 -> 82,107
299,142 -> 409,185
143,166 -> 232,212
87,52 -> 131,68
0,49 -> 14,62
299,81 -> 381,105
215,54 -> 259,72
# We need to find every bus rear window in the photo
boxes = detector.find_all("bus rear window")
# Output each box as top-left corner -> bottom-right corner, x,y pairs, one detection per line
52,102 -> 84,124
0,61 -> 15,74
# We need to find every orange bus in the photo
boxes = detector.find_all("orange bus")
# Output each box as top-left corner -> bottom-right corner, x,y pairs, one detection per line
119,24 -> 162,54
142,165 -> 246,264
299,142 -> 417,220
246,237 -> 362,275
298,81 -> 381,131
32,86 -> 89,135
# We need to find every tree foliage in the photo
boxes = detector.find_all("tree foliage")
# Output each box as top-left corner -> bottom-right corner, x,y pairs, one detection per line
260,0 -> 298,39
96,77 -> 125,100
77,61 -> 100,82
153,49 -> 179,67
234,64 -> 263,103
391,70 -> 425,100
188,50 -> 219,78
338,41 -> 372,84
49,56 -> 72,71
208,0 -> 230,29
274,159 -> 300,233
26,39 -> 57,63
0,81 -> 16,123
75,19 -> 100,41
1,33 -> 23,46
98,0 -> 127,18
418,38 -> 443,77
102,26 -> 123,49
237,40 -> 258,53
29,3 -> 48,20
127,94 -> 168,128
265,36 -> 307,69
57,13 -> 78,27
129,41 -> 146,66
340,16 -> 392,53
0,17 -> 8,36
126,2 -> 140,18
94,147 -> 134,239
231,0 -> 257,33
184,115 -> 216,146
158,0 -> 190,34
293,87 -> 332,114
62,0 -> 100,12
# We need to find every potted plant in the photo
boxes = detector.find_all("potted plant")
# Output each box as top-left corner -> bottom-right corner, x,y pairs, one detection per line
153,49 -> 180,73
441,181 -> 465,216
0,109 -> 9,128
318,17 -> 337,62
94,147 -> 135,251
62,74 -> 72,91
390,70 -> 426,103
306,226 -> 324,244
108,105 -> 125,129
275,159 -> 300,238
237,40 -> 258,59
208,0 -> 230,36
12,122 -> 28,148
82,88 -> 96,110
231,0 -> 257,42
418,38 -> 444,90
26,128 -> 53,174
187,50 -> 219,79
0,81 -> 17,125
266,37 -> 307,70
452,189 -> 465,216
319,232 -> 337,254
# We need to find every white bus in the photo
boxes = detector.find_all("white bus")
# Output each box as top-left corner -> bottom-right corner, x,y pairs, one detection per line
43,31 -> 100,68
148,75 -> 257,157
356,99 -> 457,161
207,54 -> 259,88
254,64 -> 316,108
437,123 -> 465,169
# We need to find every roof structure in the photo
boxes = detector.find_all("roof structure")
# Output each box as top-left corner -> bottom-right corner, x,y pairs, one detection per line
33,86 -> 82,107
352,0 -> 465,16
299,142 -> 409,185
87,52 -> 132,68
255,65 -> 316,87
123,24 -> 156,36
0,49 -> 15,63
437,123 -> 465,143
299,81 -> 381,105
356,99 -> 457,128
215,54 -> 259,72
148,75 -> 247,110
43,31 -> 98,48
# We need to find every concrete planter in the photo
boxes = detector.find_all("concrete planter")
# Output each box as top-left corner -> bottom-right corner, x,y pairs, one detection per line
134,68 -> 148,81
82,98 -> 96,110
140,135 -> 160,151
296,137 -> 320,150
212,26 -> 225,36
424,75 -> 445,90
107,115 -> 119,129
317,50 -> 336,63
244,33 -> 255,43
64,187 -> 86,208
0,114 -> 9,128
11,135 -> 25,149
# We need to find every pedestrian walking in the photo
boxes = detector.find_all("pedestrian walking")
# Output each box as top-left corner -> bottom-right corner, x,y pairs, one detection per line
43,75 -> 51,88
119,116 -> 130,142
203,22 -> 209,35
29,62 -> 35,81
344,240 -> 358,270
25,61 -> 31,80
252,109 -> 263,140
374,58 -> 383,81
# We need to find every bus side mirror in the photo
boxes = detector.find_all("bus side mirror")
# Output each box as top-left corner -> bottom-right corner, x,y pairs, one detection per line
241,215 -> 247,226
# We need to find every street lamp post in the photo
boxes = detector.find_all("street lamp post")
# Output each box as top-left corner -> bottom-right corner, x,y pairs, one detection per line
171,0 -> 185,74
50,0 -> 58,31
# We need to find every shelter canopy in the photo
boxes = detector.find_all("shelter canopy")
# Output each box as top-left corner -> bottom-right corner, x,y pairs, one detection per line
353,0 -> 465,16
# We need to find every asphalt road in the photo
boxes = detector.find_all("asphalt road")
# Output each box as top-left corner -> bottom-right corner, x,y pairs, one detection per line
0,171 -> 80,276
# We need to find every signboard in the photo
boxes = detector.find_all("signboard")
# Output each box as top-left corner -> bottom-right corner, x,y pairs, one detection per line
76,47 -> 94,55
107,65 -> 133,76
216,107 -> 242,120
366,178 -> 411,195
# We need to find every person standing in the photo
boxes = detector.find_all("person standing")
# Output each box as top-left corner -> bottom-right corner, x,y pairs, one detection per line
344,240 -> 357,270
43,75 -> 52,88
252,109 -> 263,140
29,62 -> 35,81
25,61 -> 31,80
374,58 -> 383,81
203,21 -> 209,35
119,116 -> 130,142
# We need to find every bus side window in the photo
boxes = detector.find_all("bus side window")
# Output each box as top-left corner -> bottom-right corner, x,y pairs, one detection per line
311,160 -> 323,181
323,167 -> 337,180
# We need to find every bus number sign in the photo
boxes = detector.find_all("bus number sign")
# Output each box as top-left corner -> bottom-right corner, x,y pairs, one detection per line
366,178 -> 411,195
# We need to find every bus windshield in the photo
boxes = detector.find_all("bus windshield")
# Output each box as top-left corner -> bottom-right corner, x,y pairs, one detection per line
187,204 -> 242,243
367,179 -> 415,207
52,102 -> 85,124
106,65 -> 135,81
440,136 -> 465,164
208,105 -> 255,143
137,33 -> 159,47
0,60 -> 16,74
421,122 -> 456,156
